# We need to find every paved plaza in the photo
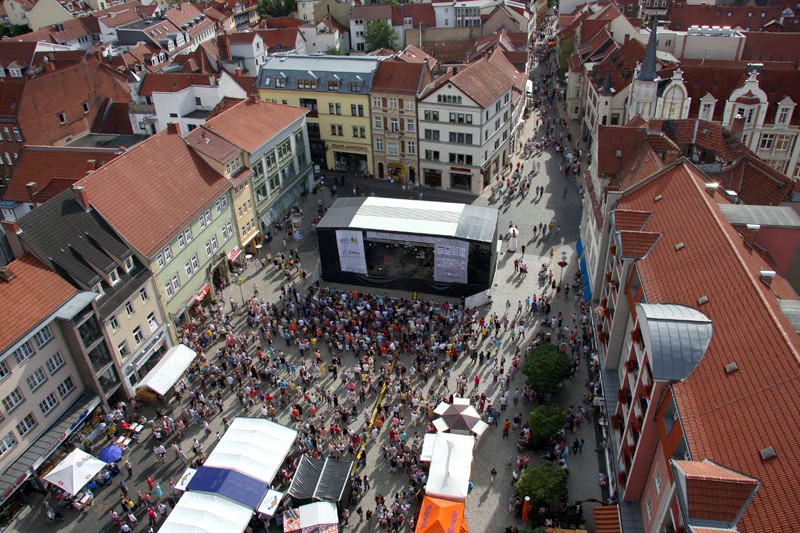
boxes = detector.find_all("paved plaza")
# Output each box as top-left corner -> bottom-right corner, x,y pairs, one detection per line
10,52 -> 604,533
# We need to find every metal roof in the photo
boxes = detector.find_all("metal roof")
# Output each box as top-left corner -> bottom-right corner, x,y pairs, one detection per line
256,54 -> 382,94
718,204 -> 800,228
778,299 -> 800,333
636,303 -> 713,382
317,197 -> 498,243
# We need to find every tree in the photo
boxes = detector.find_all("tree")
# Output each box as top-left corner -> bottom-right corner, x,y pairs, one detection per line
258,0 -> 296,18
364,20 -> 398,51
523,344 -> 573,395
527,406 -> 564,449
515,462 -> 568,506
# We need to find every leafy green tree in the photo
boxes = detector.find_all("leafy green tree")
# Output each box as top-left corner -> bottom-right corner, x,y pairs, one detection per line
364,19 -> 398,51
523,344 -> 573,394
527,406 -> 564,449
258,0 -> 297,18
325,47 -> 344,55
515,462 -> 568,506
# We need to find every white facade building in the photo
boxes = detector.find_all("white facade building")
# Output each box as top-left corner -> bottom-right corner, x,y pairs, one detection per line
417,59 -> 514,194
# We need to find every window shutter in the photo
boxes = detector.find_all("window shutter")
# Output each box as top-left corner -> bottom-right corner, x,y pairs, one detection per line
383,117 -> 388,129
398,98 -> 404,109
399,118 -> 404,129
382,97 -> 387,108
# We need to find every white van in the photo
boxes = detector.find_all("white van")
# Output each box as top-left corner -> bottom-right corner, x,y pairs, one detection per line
525,80 -> 533,98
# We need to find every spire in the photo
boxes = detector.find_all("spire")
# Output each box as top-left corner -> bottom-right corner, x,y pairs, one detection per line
637,16 -> 658,82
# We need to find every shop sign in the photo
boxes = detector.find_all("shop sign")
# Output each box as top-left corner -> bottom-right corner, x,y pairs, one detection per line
450,167 -> 472,173
328,143 -> 369,153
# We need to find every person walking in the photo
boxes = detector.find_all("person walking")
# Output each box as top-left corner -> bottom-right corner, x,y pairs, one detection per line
503,419 -> 511,438
125,460 -> 133,480
490,468 -> 498,485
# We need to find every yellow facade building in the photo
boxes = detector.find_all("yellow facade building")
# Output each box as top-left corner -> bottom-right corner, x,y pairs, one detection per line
257,55 -> 382,175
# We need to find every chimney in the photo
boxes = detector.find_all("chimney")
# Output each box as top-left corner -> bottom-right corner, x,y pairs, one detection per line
234,67 -> 243,77
730,113 -> 745,141
25,181 -> 38,201
249,93 -> 259,104
166,123 -> 180,135
87,159 -> 98,170
44,60 -> 56,73
1,219 -> 20,235
744,223 -> 760,248
0,266 -> 14,283
705,182 -> 719,197
71,185 -> 90,211
1,218 -> 23,259
624,34 -> 630,44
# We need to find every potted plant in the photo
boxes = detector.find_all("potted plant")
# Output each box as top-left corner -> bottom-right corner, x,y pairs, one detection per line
624,359 -> 638,372
630,327 -> 643,346
618,471 -> 627,486
617,389 -> 627,403
610,414 -> 624,430
610,244 -> 617,256
605,270 -> 613,283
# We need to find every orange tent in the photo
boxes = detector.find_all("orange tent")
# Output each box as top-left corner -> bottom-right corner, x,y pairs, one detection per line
415,496 -> 468,533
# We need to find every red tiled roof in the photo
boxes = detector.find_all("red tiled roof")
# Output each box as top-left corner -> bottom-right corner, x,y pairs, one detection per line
596,126 -> 676,185
487,48 -> 525,94
449,58 -> 514,108
319,15 -> 348,34
227,31 -> 259,44
613,209 -> 652,231
6,146 -> 121,203
255,28 -> 299,49
0,255 -> 78,353
138,73 -> 215,96
719,155 -> 792,206
617,230 -> 661,259
184,126 -> 240,163
371,60 -> 430,95
618,160 -> 800,532
0,41 -> 38,71
740,32 -> 800,67
648,119 -> 750,162
421,40 -> 475,65
397,44 -> 439,70
673,460 -> 760,526
667,3 -> 800,32
351,4 -> 391,20
0,81 -> 26,115
78,129 -> 231,257
260,16 -> 303,29
197,98 -> 308,154
394,3 -> 436,28
165,2 -> 214,39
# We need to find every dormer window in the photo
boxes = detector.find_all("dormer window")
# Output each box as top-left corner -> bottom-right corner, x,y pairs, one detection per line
124,256 -> 134,272
108,268 -> 119,285
9,68 -> 21,77
93,282 -> 104,297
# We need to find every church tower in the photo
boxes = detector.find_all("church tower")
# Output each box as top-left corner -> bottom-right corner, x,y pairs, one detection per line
627,19 -> 659,121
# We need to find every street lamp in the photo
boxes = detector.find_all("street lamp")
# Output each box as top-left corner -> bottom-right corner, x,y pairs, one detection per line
234,276 -> 245,306
558,251 -> 568,284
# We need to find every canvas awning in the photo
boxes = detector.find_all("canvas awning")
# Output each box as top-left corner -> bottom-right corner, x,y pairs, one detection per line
203,418 -> 297,485
415,496 -> 467,533
287,456 -> 353,504
136,344 -> 197,395
186,466 -> 269,510
420,433 -> 475,462
425,433 -> 475,501
158,492 -> 253,533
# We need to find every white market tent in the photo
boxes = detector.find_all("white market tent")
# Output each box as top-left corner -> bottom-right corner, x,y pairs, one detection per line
299,501 -> 339,529
157,492 -> 253,533
420,433 -> 476,463
136,344 -> 196,395
204,418 -> 297,484
425,433 -> 475,502
43,449 -> 106,496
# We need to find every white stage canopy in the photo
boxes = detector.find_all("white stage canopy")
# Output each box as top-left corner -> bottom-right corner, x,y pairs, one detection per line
158,492 -> 252,533
420,433 -> 475,463
136,344 -> 196,395
203,418 -> 297,484
424,432 -> 475,501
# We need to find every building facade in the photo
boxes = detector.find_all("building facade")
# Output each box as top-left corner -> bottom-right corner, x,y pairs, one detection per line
76,129 -> 235,326
257,55 -> 381,175
369,60 -> 433,185
0,255 -> 103,522
185,98 -> 312,255
417,59 -> 513,193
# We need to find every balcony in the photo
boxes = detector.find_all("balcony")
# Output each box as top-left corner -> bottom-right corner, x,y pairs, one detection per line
129,103 -> 155,115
